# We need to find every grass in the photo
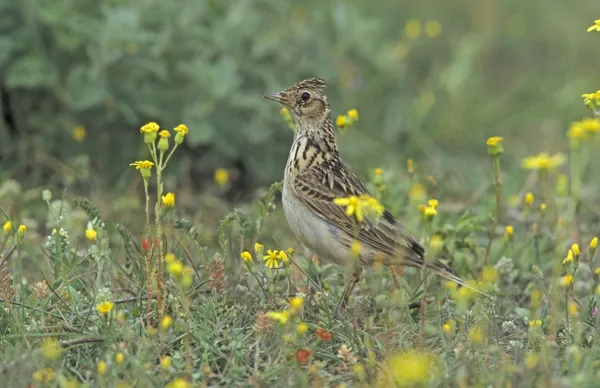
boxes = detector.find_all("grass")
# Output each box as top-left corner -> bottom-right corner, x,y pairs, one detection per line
2,25 -> 600,387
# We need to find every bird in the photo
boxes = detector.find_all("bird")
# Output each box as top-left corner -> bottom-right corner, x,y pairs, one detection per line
263,77 -> 481,308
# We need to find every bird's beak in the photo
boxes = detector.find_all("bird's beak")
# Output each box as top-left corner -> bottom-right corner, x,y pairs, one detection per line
262,92 -> 284,103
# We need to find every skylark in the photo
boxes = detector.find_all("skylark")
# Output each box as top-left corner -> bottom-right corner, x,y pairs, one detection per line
264,77 -> 476,306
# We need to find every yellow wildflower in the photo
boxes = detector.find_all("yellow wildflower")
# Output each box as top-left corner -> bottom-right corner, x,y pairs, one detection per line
287,247 -> 295,257
41,338 -> 62,360
289,296 -> 304,310
334,195 -> 363,222
160,356 -> 171,370
424,20 -> 442,38
167,260 -> 184,277
408,183 -> 427,203
277,250 -> 289,263
241,251 -> 253,264
383,349 -> 433,386
162,192 -> 175,208
596,285 -> 600,295
85,228 -> 97,241
347,109 -> 359,121
214,168 -> 230,186
254,242 -> 264,256
562,275 -> 574,287
72,126 -> 86,143
264,249 -> 280,269
404,19 -> 422,39
350,240 -> 362,256
17,224 -> 26,241
424,206 -> 437,218
525,353 -> 539,370
444,281 -> 458,290
587,19 -> 600,32
33,368 -> 56,383
374,167 -> 383,176
481,266 -> 498,283
522,153 -> 566,171
336,115 -> 347,127
528,320 -> 542,328
115,352 -> 125,364
130,160 -> 154,170
505,225 -> 514,240
571,244 -> 580,258
140,122 -> 160,133
427,199 -> 439,209
161,315 -> 173,330
563,249 -> 573,265
442,320 -> 454,336
2,221 -> 11,234
165,253 -> 176,264
359,194 -> 384,216
429,235 -> 443,252
97,360 -> 108,375
173,124 -> 189,135
297,322 -> 309,335
468,326 -> 485,345
181,266 -> 193,288
158,130 -> 170,138
524,192 -> 534,206
486,136 -> 503,146
540,203 -> 547,213
591,237 -> 598,249
96,301 -> 114,316
568,302 -> 578,317
265,311 -> 290,324
167,378 -> 191,388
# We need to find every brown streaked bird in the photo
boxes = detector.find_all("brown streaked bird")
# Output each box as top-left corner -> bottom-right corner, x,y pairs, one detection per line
263,77 -> 481,307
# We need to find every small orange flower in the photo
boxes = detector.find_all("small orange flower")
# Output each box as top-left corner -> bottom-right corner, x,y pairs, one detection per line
295,348 -> 312,364
315,327 -> 333,341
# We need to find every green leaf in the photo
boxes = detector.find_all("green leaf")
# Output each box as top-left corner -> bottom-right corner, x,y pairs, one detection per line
5,55 -> 58,88
66,66 -> 107,111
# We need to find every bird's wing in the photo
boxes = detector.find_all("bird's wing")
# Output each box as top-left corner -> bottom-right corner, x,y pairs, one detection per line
292,159 -> 425,265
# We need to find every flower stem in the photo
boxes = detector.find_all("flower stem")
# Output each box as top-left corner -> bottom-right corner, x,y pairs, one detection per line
143,178 -> 152,328
484,155 -> 501,266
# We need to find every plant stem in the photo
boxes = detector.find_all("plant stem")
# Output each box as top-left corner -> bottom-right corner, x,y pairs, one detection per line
143,178 -> 152,328
484,156 -> 501,266
420,222 -> 431,348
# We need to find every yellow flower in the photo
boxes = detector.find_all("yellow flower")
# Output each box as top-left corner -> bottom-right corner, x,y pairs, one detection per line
505,225 -> 514,240
427,199 -> 439,209
444,281 -> 458,290
568,302 -> 578,317
2,221 -> 11,234
587,19 -> 600,32
264,249 -> 280,269
524,192 -> 534,206
347,109 -> 359,121
115,352 -> 125,364
165,253 -> 176,264
158,130 -> 170,138
181,266 -> 193,288
424,20 -> 442,38
140,122 -> 160,133
277,250 -> 289,263
424,206 -> 437,218
174,124 -> 189,136
241,251 -> 253,264
468,326 -> 485,345
161,315 -> 173,330
85,228 -> 97,241
350,240 -> 362,256
359,194 -> 384,216
481,266 -> 498,283
96,301 -> 114,316
524,352 -> 539,370
33,367 -> 56,383
528,320 -> 542,328
429,235 -> 443,252
167,260 -> 184,277
567,123 -> 587,141
540,203 -> 547,213
287,247 -> 295,257
404,19 -> 422,39
162,192 -> 175,208
596,285 -> 600,295
562,275 -> 574,287
334,195 -> 363,223
297,322 -> 309,335
486,136 -> 503,147
167,378 -> 191,388
97,360 -> 108,375
442,320 -> 454,336
254,242 -> 264,256
214,168 -> 230,186
522,153 -> 566,171
160,356 -> 171,370
72,126 -> 86,142
591,237 -> 598,249
563,249 -> 573,265
41,338 -> 62,360
571,243 -> 580,258
17,224 -> 26,240
408,183 -> 427,203
289,296 -> 304,310
265,311 -> 290,324
374,167 -> 383,176
130,160 -> 154,170
336,115 -> 347,127
383,349 -> 433,386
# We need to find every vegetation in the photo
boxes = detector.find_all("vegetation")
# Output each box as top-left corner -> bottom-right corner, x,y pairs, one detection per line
1,2 -> 600,387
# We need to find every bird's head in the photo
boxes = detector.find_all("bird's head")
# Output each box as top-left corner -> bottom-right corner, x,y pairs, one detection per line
263,78 -> 332,130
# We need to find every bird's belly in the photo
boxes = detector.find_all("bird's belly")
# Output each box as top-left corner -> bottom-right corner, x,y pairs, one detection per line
282,184 -> 349,265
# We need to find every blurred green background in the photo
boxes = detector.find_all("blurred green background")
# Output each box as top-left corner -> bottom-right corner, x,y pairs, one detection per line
1,0 -> 598,216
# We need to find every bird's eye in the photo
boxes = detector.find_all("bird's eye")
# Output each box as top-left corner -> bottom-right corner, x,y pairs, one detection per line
301,92 -> 311,102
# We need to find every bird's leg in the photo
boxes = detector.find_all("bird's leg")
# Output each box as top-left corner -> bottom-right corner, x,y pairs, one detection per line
337,267 -> 362,315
